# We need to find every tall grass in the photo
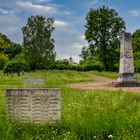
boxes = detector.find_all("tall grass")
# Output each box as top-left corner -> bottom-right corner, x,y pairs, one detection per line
62,88 -> 140,139
26,70 -> 93,87
92,71 -> 118,79
0,70 -> 140,139
92,71 -> 140,81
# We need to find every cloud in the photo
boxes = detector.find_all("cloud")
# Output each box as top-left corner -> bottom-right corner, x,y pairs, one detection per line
0,7 -> 9,14
0,14 -> 23,43
87,0 -> 99,6
72,43 -> 83,49
54,20 -> 68,27
0,0 -> 86,63
0,7 -> 14,14
17,1 -> 55,13
129,10 -> 140,17
0,15 -> 20,31
34,0 -> 53,3
88,0 -> 98,4
79,34 -> 85,41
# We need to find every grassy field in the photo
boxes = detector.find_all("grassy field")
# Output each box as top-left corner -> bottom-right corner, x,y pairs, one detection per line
92,71 -> 140,81
0,70 -> 140,140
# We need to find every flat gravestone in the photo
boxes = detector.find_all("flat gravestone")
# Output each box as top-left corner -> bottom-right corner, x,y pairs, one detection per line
6,88 -> 61,123
24,78 -> 45,87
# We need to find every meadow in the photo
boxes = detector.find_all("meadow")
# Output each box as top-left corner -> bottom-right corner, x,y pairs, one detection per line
0,70 -> 140,140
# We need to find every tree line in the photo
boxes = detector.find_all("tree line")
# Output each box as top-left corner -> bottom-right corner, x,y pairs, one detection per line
1,6 -> 140,75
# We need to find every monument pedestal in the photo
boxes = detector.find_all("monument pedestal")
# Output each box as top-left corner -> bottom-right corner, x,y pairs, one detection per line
111,81 -> 140,87
110,32 -> 140,87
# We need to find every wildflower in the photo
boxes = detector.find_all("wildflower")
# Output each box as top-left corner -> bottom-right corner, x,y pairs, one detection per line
67,131 -> 70,134
108,135 -> 113,138
93,136 -> 96,139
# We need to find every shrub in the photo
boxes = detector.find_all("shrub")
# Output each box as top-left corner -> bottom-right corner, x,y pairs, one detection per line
4,60 -> 30,75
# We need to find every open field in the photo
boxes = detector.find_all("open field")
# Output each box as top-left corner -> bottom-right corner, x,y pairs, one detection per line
0,70 -> 140,140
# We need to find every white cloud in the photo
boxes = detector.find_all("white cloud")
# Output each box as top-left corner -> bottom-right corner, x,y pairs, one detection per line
0,15 -> 20,31
79,34 -> 85,40
0,8 -> 9,14
54,20 -> 68,27
17,1 -> 55,13
34,0 -> 53,2
89,0 -> 98,4
63,11 -> 72,15
0,14 -> 23,43
71,43 -> 83,49
129,10 -> 140,17
0,7 -> 15,14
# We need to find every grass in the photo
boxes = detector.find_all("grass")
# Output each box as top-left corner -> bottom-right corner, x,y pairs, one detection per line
0,70 -> 140,139
92,71 -> 118,79
92,71 -> 140,81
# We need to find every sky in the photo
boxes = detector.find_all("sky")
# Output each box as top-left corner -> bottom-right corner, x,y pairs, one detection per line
0,0 -> 140,63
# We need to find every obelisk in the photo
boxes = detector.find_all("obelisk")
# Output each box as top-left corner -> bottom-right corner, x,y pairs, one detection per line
113,32 -> 140,86
109,32 -> 140,87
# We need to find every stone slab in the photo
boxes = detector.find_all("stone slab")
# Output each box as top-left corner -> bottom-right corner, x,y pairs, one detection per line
24,78 -> 45,87
6,88 -> 61,123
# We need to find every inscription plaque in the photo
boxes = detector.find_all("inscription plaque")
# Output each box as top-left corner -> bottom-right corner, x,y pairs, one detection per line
6,88 -> 61,123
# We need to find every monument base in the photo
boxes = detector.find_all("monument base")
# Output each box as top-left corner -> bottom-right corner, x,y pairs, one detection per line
109,72 -> 140,87
117,73 -> 137,83
110,81 -> 140,87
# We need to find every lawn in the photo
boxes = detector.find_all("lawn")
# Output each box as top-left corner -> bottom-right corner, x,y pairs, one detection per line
0,70 -> 140,140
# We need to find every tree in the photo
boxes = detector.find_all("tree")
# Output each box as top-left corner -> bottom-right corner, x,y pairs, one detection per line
0,33 -> 23,69
132,29 -> 140,72
84,6 -> 125,71
0,33 -> 11,69
5,43 -> 23,60
79,46 -> 88,60
22,15 -> 56,70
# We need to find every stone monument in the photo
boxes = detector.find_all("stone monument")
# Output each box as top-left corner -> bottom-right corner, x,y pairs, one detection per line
24,78 -> 45,88
6,88 -> 61,123
112,32 -> 140,87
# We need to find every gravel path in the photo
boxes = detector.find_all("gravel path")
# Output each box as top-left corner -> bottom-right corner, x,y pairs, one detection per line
69,73 -> 140,93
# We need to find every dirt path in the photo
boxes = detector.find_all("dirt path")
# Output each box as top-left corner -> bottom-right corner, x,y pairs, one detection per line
69,73 -> 140,93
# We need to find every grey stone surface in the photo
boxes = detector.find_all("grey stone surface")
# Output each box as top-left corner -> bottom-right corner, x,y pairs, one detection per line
24,78 -> 45,87
117,32 -> 137,83
6,88 -> 61,123
111,32 -> 140,87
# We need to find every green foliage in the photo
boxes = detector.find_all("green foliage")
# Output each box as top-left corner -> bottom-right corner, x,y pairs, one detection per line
84,6 -> 125,71
79,58 -> 102,71
0,33 -> 11,49
0,33 -> 11,69
132,29 -> 140,72
4,59 -> 30,75
5,43 -> 23,60
79,46 -> 88,60
0,33 -> 23,69
22,15 -> 56,70
54,59 -> 70,70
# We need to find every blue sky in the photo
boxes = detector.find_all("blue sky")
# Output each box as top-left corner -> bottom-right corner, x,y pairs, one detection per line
0,0 -> 140,62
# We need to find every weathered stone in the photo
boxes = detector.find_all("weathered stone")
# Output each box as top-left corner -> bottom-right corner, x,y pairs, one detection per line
111,32 -> 140,87
6,88 -> 61,123
117,32 -> 136,82
24,78 -> 45,87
